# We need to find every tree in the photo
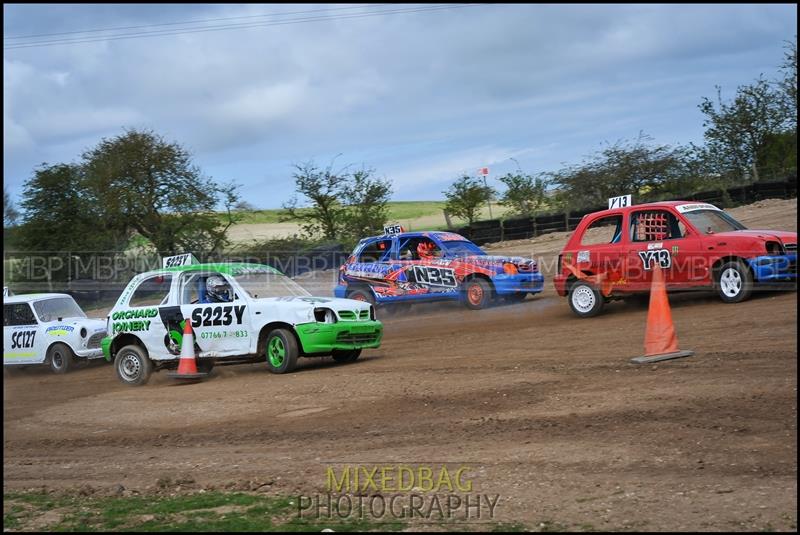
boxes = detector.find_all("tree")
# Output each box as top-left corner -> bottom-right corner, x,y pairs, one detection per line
82,128 -> 240,254
3,186 -> 19,227
497,172 -> 548,217
282,161 -> 348,240
778,37 -> 797,132
443,175 -> 495,226
17,163 -> 123,252
549,133 -> 697,210
340,167 -> 393,240
698,77 -> 788,182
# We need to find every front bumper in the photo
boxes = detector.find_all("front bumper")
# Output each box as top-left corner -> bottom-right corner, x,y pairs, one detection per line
747,254 -> 797,282
492,272 -> 545,296
553,274 -> 568,296
101,336 -> 113,361
74,347 -> 106,359
295,320 -> 383,354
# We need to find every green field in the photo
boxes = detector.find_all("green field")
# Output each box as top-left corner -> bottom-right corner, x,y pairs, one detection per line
3,490 -> 528,532
228,201 -> 447,225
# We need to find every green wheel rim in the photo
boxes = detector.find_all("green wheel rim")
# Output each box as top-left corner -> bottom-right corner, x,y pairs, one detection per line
268,337 -> 286,367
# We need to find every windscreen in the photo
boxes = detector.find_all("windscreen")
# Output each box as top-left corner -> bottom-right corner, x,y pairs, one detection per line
683,210 -> 747,234
33,297 -> 86,321
234,272 -> 311,299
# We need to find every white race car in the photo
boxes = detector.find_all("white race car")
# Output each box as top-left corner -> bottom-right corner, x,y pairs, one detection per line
3,293 -> 108,373
102,257 -> 383,386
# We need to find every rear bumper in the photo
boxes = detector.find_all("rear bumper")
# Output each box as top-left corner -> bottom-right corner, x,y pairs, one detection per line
554,274 -> 568,296
295,320 -> 383,353
492,273 -> 545,295
748,254 -> 797,282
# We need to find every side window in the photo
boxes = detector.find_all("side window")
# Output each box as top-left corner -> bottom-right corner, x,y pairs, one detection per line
580,215 -> 623,246
179,273 -> 235,304
6,304 -> 37,326
358,239 -> 392,263
129,274 -> 174,307
630,210 -> 685,242
399,238 -> 443,260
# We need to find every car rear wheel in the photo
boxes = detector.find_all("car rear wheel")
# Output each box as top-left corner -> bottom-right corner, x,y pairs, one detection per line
114,344 -> 152,386
716,260 -> 754,303
568,281 -> 604,317
332,349 -> 361,363
265,329 -> 299,374
463,278 -> 492,310
48,342 -> 75,374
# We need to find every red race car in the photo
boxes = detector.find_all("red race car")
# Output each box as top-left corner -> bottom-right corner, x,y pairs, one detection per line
554,201 -> 797,317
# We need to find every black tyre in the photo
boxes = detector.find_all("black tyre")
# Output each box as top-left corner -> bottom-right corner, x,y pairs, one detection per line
48,342 -> 75,374
462,278 -> 493,310
568,281 -> 605,317
346,287 -> 376,306
503,292 -> 528,304
265,329 -> 299,374
332,349 -> 362,363
196,359 -> 215,374
114,344 -> 153,386
716,260 -> 754,303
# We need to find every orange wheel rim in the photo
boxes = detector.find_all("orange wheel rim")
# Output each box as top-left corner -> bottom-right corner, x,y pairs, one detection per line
468,285 -> 483,304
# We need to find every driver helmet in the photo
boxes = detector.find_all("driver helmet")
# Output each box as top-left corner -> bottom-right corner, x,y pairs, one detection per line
417,241 -> 437,259
206,275 -> 231,302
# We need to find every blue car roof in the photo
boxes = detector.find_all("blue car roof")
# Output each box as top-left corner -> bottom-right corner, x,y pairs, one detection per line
362,231 -> 468,242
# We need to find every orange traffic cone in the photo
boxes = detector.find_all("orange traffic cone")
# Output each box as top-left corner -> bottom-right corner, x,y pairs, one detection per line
166,320 -> 209,380
631,264 -> 694,364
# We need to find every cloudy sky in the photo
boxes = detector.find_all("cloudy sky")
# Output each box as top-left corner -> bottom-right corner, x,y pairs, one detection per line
3,3 -> 797,208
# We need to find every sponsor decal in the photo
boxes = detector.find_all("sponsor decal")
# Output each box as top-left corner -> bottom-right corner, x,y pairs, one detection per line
577,250 -> 590,263
564,253 -> 573,263
647,242 -> 663,250
111,308 -> 159,321
672,245 -> 679,255
46,325 -> 75,336
112,320 -> 152,334
675,203 -> 721,213
436,232 -> 468,242
11,330 -> 36,349
638,249 -> 672,271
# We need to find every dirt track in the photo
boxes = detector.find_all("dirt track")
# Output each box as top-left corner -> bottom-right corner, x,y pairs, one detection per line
3,199 -> 797,531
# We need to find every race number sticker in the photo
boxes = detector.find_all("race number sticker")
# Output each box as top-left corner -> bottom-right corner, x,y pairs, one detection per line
163,253 -> 198,268
608,195 -> 632,210
411,265 -> 457,287
11,330 -> 36,349
638,249 -> 672,271
191,305 -> 246,328
383,224 -> 403,235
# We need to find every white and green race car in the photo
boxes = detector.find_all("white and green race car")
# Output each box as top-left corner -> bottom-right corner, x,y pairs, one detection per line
102,257 -> 383,386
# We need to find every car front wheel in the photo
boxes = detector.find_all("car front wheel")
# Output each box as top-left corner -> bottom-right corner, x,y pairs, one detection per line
716,260 -> 754,303
568,281 -> 605,317
48,342 -> 75,374
114,344 -> 153,386
265,329 -> 299,374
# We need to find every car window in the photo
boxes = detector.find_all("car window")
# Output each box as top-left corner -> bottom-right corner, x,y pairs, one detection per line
129,274 -> 174,307
630,210 -> 686,242
4,303 -> 38,326
358,239 -> 392,263
580,215 -> 623,246
180,273 -> 237,304
398,238 -> 443,260
33,297 -> 86,322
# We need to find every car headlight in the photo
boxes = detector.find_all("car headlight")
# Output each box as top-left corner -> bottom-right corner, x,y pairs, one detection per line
766,241 -> 784,255
80,327 -> 87,338
313,308 -> 337,324
503,262 -> 518,275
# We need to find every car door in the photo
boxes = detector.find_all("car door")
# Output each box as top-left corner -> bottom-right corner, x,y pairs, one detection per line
114,273 -> 175,360
177,272 -> 251,358
625,209 -> 689,290
572,213 -> 626,287
3,303 -> 46,365
349,237 -> 396,301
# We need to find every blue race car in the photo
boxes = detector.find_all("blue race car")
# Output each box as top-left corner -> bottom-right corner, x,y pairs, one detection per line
335,229 -> 544,310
